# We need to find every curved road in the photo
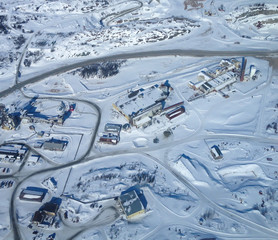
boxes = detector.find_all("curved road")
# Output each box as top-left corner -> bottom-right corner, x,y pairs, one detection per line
101,0 -> 143,27
1,49 -> 278,98
9,97 -> 101,240
1,49 -> 278,239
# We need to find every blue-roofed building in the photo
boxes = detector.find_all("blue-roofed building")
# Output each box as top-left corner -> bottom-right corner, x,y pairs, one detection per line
113,82 -> 172,128
210,145 -> 223,160
19,187 -> 48,202
118,186 -> 147,219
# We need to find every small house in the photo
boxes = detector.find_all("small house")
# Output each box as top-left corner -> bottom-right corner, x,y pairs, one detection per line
210,145 -> 223,160
104,123 -> 122,133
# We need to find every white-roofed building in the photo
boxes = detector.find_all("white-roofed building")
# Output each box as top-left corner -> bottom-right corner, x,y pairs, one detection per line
113,82 -> 172,128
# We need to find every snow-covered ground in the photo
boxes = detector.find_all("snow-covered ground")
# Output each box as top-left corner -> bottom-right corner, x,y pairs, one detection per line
0,0 -> 278,240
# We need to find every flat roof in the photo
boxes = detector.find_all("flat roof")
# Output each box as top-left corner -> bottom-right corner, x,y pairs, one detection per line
0,149 -> 18,155
105,123 -> 122,132
20,187 -> 47,201
119,190 -> 144,217
42,202 -> 59,214
21,189 -> 45,196
115,84 -> 166,117
32,211 -> 44,223
43,141 -> 65,151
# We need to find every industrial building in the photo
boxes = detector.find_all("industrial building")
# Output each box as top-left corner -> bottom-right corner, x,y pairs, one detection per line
118,187 -> 147,219
21,112 -> 64,126
31,198 -> 61,228
0,144 -> 28,164
188,58 -> 244,101
113,81 -> 184,128
113,83 -> 168,128
43,139 -> 68,151
19,187 -> 48,202
0,99 -> 74,131
20,100 -> 75,126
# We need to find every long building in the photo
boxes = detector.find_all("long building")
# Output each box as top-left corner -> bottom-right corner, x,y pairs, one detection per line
43,139 -> 67,151
113,82 -> 172,128
21,112 -> 64,125
0,144 -> 28,163
19,187 -> 48,202
188,58 -> 242,101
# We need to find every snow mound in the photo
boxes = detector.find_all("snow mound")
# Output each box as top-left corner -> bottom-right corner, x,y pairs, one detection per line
133,138 -> 148,148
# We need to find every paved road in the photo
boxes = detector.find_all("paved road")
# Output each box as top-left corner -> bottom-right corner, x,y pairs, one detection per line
68,206 -> 119,240
143,153 -> 278,238
8,97 -> 101,240
1,49 -> 278,98
1,50 -> 278,239
101,0 -> 143,27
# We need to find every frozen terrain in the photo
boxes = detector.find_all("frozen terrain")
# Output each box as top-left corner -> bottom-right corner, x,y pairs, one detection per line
0,0 -> 278,240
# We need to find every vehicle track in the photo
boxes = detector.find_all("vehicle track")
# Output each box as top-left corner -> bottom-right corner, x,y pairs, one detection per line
142,152 -> 278,238
1,43 -> 278,240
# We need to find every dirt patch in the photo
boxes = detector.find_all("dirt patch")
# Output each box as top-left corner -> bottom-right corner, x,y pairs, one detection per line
184,0 -> 205,10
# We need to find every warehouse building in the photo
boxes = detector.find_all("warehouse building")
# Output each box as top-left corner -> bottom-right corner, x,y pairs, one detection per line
43,139 -> 68,151
0,144 -> 28,164
113,82 -> 173,128
19,187 -> 48,202
118,187 -> 147,219
188,58 -> 243,101
31,198 -> 61,228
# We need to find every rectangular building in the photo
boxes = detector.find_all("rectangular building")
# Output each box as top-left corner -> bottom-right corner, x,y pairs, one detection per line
113,83 -> 171,127
43,139 -> 67,151
19,187 -> 48,202
119,190 -> 146,219
104,123 -> 122,133
0,144 -> 27,163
